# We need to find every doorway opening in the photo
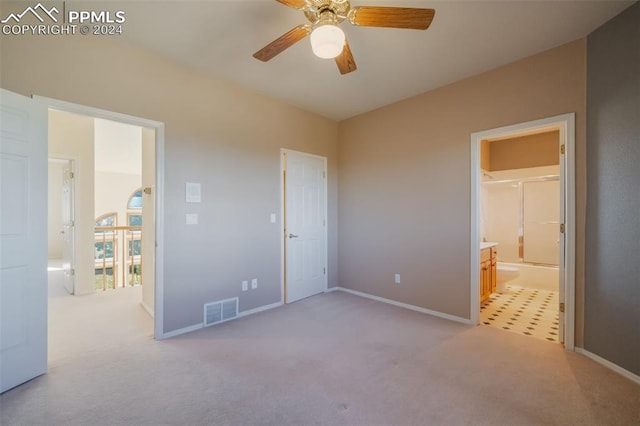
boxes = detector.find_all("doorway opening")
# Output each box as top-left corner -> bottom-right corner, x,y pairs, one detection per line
470,114 -> 575,350
39,96 -> 165,347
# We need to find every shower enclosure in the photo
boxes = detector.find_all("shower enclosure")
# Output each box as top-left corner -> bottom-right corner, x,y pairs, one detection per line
482,167 -> 560,266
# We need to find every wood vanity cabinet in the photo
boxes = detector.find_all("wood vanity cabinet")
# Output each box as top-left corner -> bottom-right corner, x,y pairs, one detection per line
480,247 -> 497,303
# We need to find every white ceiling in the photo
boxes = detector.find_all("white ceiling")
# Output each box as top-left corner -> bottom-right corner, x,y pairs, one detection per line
119,0 -> 634,121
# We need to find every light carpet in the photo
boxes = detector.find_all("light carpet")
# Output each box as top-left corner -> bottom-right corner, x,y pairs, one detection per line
1,275 -> 638,425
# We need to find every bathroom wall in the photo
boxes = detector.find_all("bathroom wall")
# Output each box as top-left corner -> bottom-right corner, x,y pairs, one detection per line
486,131 -> 560,171
585,1 -> 639,376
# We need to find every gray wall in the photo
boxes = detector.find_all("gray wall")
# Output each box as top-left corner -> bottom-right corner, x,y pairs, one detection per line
585,2 -> 639,375
1,30 -> 338,334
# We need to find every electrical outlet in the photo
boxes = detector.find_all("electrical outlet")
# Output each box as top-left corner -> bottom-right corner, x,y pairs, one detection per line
394,274 -> 401,284
242,280 -> 248,292
251,278 -> 258,289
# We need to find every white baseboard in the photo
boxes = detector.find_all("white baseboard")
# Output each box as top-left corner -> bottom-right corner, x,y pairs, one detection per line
325,286 -> 339,293
335,287 -> 473,325
238,301 -> 282,318
161,322 -> 203,339
140,301 -> 154,318
575,348 -> 640,385
160,301 -> 283,339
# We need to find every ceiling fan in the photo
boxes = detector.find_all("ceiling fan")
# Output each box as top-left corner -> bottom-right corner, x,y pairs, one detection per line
253,0 -> 436,75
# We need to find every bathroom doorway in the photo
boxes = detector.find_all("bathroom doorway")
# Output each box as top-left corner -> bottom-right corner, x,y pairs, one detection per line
470,114 -> 576,350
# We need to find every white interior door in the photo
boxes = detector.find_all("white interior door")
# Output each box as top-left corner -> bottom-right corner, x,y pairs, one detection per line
284,150 -> 327,303
0,89 -> 48,393
61,161 -> 75,294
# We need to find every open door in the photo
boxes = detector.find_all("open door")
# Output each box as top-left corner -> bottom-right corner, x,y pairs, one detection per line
0,89 -> 48,392
61,161 -> 75,294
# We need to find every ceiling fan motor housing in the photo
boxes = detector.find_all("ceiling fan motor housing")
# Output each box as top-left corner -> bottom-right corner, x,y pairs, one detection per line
304,0 -> 350,25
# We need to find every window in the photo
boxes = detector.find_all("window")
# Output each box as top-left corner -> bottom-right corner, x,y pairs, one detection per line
127,213 -> 142,227
128,188 -> 143,209
95,212 -> 117,228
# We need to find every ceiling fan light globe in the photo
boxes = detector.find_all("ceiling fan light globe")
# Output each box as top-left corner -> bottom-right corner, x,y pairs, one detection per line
310,24 -> 345,59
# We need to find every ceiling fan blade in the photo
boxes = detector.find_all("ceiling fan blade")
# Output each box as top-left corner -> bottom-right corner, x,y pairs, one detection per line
276,0 -> 306,9
348,7 -> 435,30
335,39 -> 357,75
253,24 -> 311,62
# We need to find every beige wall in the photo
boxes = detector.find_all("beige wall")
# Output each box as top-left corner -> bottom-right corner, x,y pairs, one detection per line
47,160 -> 65,259
338,40 -> 586,343
48,110 -> 95,296
1,31 -> 338,333
94,171 -> 141,226
487,131 -> 560,171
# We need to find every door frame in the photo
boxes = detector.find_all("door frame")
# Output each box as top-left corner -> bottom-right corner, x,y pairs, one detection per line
47,156 -> 76,294
34,96 -> 166,340
280,148 -> 328,304
470,113 -> 575,350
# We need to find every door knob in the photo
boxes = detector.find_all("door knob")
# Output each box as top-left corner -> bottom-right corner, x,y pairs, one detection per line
288,233 -> 299,239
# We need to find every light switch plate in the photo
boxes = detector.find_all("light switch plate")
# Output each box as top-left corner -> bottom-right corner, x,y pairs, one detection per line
270,213 -> 277,224
185,182 -> 201,203
251,278 -> 258,289
186,213 -> 198,225
242,281 -> 248,292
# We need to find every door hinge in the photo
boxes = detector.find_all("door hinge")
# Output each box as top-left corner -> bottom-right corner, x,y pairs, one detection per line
68,171 -> 75,179
69,269 -> 75,276
560,144 -> 565,154
559,302 -> 565,313
323,267 -> 326,275
323,171 -> 326,179
560,223 -> 565,234
143,187 -> 152,195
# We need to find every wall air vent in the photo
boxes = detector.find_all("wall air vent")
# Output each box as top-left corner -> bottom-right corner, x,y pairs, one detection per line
204,297 -> 239,327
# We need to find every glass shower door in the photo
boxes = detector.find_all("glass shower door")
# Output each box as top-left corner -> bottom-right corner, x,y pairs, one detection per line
523,180 -> 560,265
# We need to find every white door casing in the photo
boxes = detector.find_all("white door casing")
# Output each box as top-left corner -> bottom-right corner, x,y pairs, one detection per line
0,89 -> 48,393
470,113 -> 575,349
61,161 -> 75,294
141,128 -> 155,316
283,150 -> 327,303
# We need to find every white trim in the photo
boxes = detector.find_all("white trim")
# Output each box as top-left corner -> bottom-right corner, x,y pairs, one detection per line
575,348 -> 640,385
140,301 -> 154,318
280,149 -> 329,304
34,95 -> 166,341
325,286 -> 339,293
336,287 -> 472,325
162,323 -> 203,339
238,301 -> 283,318
280,151 -> 285,305
470,113 -> 576,350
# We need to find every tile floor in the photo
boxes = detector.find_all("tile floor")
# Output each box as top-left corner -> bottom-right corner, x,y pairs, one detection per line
481,284 -> 560,342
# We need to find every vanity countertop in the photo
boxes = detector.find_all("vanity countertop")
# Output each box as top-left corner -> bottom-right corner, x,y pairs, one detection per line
481,242 -> 498,250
